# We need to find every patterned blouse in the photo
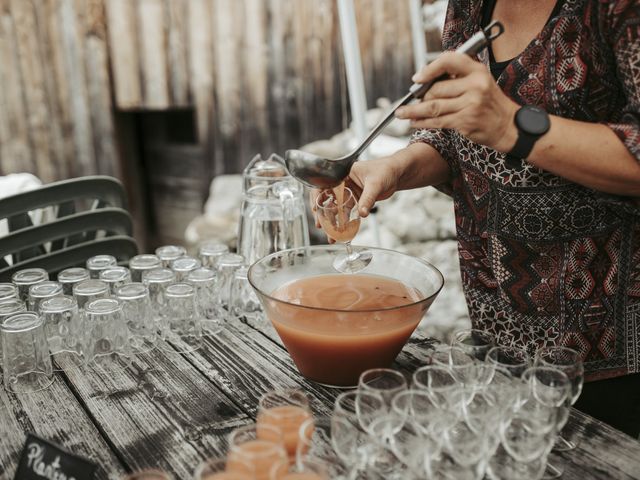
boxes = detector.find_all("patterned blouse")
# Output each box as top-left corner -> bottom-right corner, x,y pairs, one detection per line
411,0 -> 640,381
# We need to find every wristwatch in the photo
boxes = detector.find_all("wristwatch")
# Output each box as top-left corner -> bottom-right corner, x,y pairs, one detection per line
505,105 -> 550,167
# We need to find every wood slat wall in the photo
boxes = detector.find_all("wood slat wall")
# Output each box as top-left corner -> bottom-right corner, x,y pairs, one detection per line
0,0 -> 416,212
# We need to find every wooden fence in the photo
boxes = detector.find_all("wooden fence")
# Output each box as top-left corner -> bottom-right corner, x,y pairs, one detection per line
0,0 -> 420,244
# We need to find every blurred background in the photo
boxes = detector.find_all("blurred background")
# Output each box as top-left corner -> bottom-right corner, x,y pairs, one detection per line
0,0 -> 468,337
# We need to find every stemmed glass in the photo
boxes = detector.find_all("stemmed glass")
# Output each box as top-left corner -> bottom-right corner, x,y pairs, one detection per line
315,187 -> 372,273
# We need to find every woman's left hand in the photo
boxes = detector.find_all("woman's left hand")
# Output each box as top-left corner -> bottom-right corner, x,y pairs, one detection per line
396,51 -> 520,153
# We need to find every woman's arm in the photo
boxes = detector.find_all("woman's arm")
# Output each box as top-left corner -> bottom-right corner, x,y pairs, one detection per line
398,51 -> 640,197
347,142 -> 451,216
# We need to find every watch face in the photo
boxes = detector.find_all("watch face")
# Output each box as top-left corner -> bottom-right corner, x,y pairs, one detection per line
516,106 -> 551,136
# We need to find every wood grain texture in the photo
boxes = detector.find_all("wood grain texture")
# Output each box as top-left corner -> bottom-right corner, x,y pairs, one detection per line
105,0 -> 142,109
0,374 -> 126,480
166,0 -> 190,106
137,0 -> 170,109
55,344 -> 251,479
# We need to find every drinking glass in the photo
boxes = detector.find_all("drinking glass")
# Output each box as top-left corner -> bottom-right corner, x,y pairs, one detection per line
535,346 -> 584,452
194,457 -> 253,480
28,281 -> 63,313
115,283 -> 156,353
155,244 -> 186,268
270,457 -> 330,480
40,296 -> 83,368
57,267 -> 90,295
84,298 -> 131,368
0,283 -> 18,302
257,389 -> 312,458
12,268 -> 48,302
217,253 -> 246,308
315,188 -> 372,273
187,267 -> 221,336
171,256 -> 202,282
73,279 -> 109,311
142,268 -> 175,338
121,471 -> 174,480
452,329 -> 495,361
487,443 -> 548,480
358,369 -> 408,441
429,345 -> 479,388
100,266 -> 132,295
297,416 -> 346,477
332,391 -> 385,472
86,254 -> 118,279
487,345 -> 531,379
0,298 -> 27,368
228,424 -> 288,480
160,283 -> 202,352
2,312 -> 54,393
129,254 -> 162,282
198,241 -> 229,269
229,266 -> 262,322
412,364 -> 460,408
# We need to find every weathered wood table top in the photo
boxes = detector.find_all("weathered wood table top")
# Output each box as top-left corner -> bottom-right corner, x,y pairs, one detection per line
2,317 -> 640,480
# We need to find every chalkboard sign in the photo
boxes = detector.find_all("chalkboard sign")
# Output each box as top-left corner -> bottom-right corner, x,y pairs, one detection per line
14,434 -> 97,480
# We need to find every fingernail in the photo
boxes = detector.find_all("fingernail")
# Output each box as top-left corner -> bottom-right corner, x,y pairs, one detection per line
395,108 -> 406,118
412,73 -> 419,81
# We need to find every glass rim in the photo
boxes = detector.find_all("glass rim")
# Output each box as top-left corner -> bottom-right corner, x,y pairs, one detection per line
130,254 -> 162,268
0,298 -> 26,313
535,346 -> 582,362
452,328 -> 495,346
73,279 -> 109,296
142,268 -> 175,283
170,257 -> 201,270
11,268 -> 48,284
100,266 -> 130,280
28,281 -> 63,297
1,311 -> 43,332
315,186 -> 357,210
333,390 -> 384,415
228,424 -> 286,458
486,345 -> 530,364
412,364 -> 458,390
85,297 -> 121,314
58,267 -> 90,282
155,245 -> 187,258
165,282 -> 195,297
199,242 -> 229,255
217,253 -> 245,267
187,267 -> 216,282
115,282 -> 149,299
358,368 -> 408,389
193,458 -> 251,480
86,254 -> 117,268
0,282 -> 18,294
248,245 -> 444,314
40,295 -> 77,313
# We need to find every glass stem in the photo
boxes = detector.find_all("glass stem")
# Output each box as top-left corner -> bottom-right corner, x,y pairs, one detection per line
345,241 -> 357,260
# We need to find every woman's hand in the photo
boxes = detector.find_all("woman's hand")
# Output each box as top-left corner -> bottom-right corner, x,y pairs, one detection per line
395,52 -> 520,153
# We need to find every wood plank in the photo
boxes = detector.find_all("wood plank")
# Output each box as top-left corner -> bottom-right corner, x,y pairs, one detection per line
186,0 -> 214,146
57,0 -> 97,176
31,0 -> 68,180
557,409 -> 640,480
105,0 -> 142,109
43,0 -> 75,179
177,319 -> 346,418
10,0 -> 55,182
55,342 -> 251,478
0,374 -> 126,479
166,0 -> 190,107
82,0 -> 118,176
0,0 -> 34,175
137,0 -> 170,108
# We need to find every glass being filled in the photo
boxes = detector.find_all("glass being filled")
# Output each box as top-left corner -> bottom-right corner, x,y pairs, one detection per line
314,185 -> 372,274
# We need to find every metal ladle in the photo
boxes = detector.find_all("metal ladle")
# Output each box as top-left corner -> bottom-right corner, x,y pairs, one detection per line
285,20 -> 505,189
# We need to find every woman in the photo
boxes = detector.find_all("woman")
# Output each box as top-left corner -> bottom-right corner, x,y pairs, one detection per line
348,0 -> 640,436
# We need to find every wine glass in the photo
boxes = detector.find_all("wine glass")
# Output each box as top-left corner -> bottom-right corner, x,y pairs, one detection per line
315,187 -> 372,273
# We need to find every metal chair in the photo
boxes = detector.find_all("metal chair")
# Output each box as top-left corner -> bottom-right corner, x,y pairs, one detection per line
0,176 -> 139,281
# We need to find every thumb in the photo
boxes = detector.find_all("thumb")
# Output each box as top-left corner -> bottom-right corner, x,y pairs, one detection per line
358,181 -> 380,217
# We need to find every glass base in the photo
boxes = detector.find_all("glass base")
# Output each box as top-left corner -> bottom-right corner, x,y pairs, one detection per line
4,371 -> 54,393
333,250 -> 373,274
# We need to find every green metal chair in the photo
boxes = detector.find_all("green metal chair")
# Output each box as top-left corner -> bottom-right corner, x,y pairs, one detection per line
0,176 -> 139,281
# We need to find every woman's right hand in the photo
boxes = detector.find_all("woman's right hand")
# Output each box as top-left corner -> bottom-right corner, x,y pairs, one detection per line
346,155 -> 402,217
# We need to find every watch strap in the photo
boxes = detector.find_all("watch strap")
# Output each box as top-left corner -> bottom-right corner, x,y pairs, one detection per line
505,131 -> 537,167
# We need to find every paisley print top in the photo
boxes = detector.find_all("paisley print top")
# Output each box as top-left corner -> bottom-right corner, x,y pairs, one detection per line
411,0 -> 640,380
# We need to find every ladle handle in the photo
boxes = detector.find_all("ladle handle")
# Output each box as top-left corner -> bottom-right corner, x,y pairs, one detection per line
408,20 -> 505,99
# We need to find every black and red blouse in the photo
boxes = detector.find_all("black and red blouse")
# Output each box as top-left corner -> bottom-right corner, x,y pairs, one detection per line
411,0 -> 640,381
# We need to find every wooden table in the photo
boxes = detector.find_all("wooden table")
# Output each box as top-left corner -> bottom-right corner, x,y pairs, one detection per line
2,317 -> 640,480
